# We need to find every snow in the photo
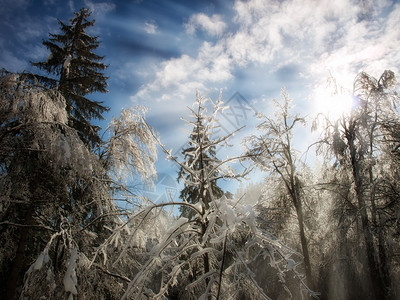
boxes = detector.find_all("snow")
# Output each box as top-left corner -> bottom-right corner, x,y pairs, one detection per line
193,201 -> 203,213
63,248 -> 78,296
7,83 -> 320,299
33,252 -> 45,270
31,245 -> 50,271
216,196 -> 237,229
63,55 -> 72,76
45,53 -> 53,63
167,217 -> 188,235
106,107 -> 157,184
1,73 -> 18,90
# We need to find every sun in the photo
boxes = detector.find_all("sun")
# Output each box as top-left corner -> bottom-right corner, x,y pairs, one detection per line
313,87 -> 354,120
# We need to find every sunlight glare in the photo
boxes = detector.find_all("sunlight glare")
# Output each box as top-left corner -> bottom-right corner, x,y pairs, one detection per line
313,87 -> 353,120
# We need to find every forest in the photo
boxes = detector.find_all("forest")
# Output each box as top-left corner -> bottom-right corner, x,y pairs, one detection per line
1,7 -> 400,300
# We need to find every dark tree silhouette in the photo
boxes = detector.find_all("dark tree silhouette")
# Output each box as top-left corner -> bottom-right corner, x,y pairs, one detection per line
32,8 -> 109,147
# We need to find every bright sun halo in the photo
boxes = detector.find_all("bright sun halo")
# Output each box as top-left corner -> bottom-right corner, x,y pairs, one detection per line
313,87 -> 354,120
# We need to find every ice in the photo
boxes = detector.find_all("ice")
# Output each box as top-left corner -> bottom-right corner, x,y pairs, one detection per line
32,252 -> 45,270
45,53 -> 53,63
63,55 -> 72,75
32,247 -> 50,270
63,248 -> 78,295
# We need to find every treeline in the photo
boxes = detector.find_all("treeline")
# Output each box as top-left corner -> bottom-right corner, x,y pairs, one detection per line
1,8 -> 399,300
243,73 -> 400,299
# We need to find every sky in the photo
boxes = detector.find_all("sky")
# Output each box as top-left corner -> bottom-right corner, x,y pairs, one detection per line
1,0 -> 400,201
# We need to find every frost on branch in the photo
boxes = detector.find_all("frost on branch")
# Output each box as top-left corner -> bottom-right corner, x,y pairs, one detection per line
0,71 -> 117,298
103,91 -> 317,299
20,229 -> 80,299
0,70 -> 101,179
0,70 -> 68,125
103,106 -> 158,184
1,80 -> 317,299
63,54 -> 72,76
63,248 -> 78,296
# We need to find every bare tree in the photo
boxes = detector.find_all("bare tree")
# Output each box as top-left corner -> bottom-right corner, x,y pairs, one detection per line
245,88 -> 314,290
314,70 -> 400,299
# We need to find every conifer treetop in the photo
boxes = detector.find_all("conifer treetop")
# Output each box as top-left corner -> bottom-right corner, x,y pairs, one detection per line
32,7 -> 109,147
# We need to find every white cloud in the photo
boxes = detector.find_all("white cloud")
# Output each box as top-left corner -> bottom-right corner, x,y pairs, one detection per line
228,0 -> 399,91
185,13 -> 227,37
68,0 -> 75,12
100,0 -> 400,194
83,0 -> 116,18
131,40 -> 233,104
130,0 -> 400,137
309,2 -> 400,94
26,45 -> 48,60
229,0 -> 363,65
17,25 -> 43,42
144,20 -> 158,35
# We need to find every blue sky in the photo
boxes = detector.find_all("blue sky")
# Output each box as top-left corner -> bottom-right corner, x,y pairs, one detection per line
1,0 -> 400,198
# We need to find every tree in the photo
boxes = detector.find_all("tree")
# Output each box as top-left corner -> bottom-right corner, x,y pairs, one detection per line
32,8 -> 109,147
245,89 -> 315,290
315,70 -> 400,299
0,70 -> 99,298
178,91 -> 224,219
0,71 -> 157,299
97,92 -> 317,299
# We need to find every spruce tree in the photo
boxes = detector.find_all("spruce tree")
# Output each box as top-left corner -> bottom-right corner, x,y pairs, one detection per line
177,94 -> 224,219
32,8 -> 109,147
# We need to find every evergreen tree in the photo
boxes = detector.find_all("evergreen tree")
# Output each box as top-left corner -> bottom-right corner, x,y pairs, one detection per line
0,71 -> 158,299
177,93 -> 224,219
0,70 -> 101,298
32,8 -> 109,147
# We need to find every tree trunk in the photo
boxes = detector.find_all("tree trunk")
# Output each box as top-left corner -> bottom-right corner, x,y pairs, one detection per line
377,213 -> 392,299
294,197 -> 313,290
5,205 -> 34,300
288,172 -> 313,291
347,127 -> 387,299
368,117 -> 392,298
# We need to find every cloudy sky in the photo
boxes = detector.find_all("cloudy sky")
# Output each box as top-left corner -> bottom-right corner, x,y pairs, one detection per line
1,0 -> 399,196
